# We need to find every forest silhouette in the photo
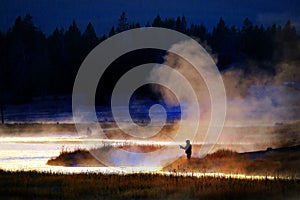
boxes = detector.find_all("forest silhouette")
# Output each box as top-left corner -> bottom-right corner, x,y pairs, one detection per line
0,12 -> 299,104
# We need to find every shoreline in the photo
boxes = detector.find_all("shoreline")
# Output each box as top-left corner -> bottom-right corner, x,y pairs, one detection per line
45,145 -> 300,178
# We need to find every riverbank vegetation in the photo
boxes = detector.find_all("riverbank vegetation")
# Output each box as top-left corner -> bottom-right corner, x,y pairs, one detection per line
0,170 -> 299,199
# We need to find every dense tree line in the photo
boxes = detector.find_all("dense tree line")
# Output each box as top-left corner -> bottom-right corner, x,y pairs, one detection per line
0,12 -> 299,104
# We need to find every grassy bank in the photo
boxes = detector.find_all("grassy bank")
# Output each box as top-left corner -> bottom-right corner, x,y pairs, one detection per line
0,170 -> 299,199
47,144 -> 163,166
164,147 -> 300,177
47,145 -> 300,178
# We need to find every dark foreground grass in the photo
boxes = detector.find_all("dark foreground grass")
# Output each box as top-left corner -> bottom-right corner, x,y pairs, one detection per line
0,170 -> 299,200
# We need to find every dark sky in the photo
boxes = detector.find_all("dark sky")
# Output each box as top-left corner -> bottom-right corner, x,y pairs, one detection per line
0,0 -> 299,36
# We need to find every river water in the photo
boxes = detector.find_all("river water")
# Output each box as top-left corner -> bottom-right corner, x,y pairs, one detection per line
0,135 -> 173,174
1,135 -> 297,181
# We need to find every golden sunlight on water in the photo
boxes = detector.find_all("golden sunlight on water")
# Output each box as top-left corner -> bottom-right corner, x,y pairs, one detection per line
0,136 -> 295,180
0,136 -> 169,173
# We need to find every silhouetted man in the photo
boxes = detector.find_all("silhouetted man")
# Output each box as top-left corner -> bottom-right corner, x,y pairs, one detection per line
180,140 -> 192,159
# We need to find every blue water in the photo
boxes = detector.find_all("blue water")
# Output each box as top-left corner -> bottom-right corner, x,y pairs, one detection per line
3,96 -> 181,123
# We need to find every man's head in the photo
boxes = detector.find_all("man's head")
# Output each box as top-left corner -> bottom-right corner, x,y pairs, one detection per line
186,140 -> 190,145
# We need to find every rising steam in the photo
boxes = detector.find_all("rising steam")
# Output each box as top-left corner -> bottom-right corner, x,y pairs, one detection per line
150,40 -> 300,152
